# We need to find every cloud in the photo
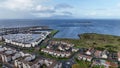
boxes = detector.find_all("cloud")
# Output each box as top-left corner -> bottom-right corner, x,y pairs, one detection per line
33,5 -> 55,13
32,11 -> 73,18
35,5 -> 51,11
82,2 -> 120,18
84,9 -> 117,18
55,4 -> 73,9
0,0 -> 35,11
0,8 -> 36,19
0,0 -> 73,18
31,3 -> 73,18
87,11 -> 97,16
117,3 -> 120,7
62,11 -> 72,15
34,10 -> 55,13
32,13 -> 53,17
50,14 -> 73,19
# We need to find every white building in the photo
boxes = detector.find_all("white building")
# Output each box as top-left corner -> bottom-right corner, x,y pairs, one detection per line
118,52 -> 120,61
101,50 -> 108,59
3,31 -> 51,48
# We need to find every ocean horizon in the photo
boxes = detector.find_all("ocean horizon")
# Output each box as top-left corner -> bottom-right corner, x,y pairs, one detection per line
0,19 -> 120,39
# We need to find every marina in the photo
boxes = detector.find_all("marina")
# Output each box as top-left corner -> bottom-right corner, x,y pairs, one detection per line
0,26 -> 52,48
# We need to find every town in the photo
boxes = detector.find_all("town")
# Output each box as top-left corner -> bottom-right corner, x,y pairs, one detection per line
0,26 -> 120,68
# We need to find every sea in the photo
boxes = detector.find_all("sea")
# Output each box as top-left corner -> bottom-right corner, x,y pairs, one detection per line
0,19 -> 120,39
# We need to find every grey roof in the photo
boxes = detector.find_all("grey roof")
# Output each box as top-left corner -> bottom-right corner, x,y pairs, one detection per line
3,33 -> 48,44
5,50 -> 14,55
0,46 -> 2,48
24,55 -> 36,62
12,52 -> 21,60
5,50 -> 16,55
0,48 -> 4,52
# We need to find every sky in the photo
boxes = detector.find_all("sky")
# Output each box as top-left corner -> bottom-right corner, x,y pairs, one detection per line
0,0 -> 120,19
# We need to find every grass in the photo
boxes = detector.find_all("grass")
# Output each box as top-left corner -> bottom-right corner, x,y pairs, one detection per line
0,41 -> 4,45
73,59 -> 91,68
39,51 -> 69,61
74,58 -> 105,68
92,65 -> 104,68
72,64 -> 81,68
53,33 -> 120,52
0,63 -> 2,68
49,30 -> 59,37
22,48 -> 35,53
40,45 -> 46,49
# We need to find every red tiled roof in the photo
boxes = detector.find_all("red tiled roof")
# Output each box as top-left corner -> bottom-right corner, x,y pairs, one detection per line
105,61 -> 110,66
110,62 -> 118,67
94,50 -> 102,57
86,55 -> 92,59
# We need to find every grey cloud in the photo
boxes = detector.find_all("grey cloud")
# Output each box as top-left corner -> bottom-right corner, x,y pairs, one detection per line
32,9 -> 55,13
62,11 -> 72,15
50,14 -> 73,19
0,8 -> 35,19
55,4 -> 73,9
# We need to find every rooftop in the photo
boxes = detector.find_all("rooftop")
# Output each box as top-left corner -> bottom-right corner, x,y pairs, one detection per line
3,32 -> 49,44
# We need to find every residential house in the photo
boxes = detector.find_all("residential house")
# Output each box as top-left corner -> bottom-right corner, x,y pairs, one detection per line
93,59 -> 118,68
101,50 -> 109,59
117,51 -> 120,61
94,50 -> 102,58
85,48 -> 95,55
77,54 -> 93,62
72,48 -> 79,52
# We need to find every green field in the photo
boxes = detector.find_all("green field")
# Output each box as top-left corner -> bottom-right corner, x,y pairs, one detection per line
53,33 -> 120,52
39,51 -> 69,61
72,58 -> 105,68
49,30 -> 59,37
72,59 -> 91,68
0,41 -> 4,45
92,65 -> 104,68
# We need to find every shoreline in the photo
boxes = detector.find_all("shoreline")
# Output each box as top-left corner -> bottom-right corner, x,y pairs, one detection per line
0,26 -> 120,52
53,33 -> 120,52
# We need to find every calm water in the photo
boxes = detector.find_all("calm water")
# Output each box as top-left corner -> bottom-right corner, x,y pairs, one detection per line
0,19 -> 120,38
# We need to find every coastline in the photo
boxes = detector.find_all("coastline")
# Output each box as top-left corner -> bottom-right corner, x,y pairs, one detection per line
53,33 -> 120,52
0,26 -> 120,68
